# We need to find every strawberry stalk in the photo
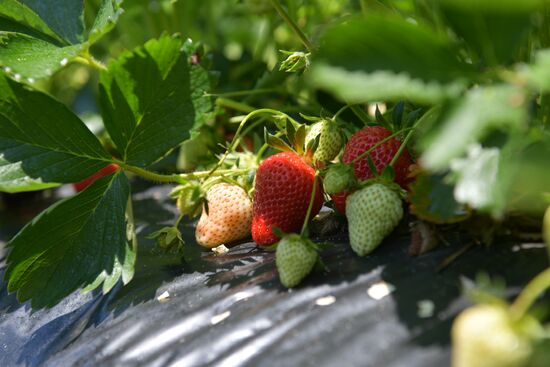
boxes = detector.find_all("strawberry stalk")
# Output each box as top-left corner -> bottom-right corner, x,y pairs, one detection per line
388,107 -> 435,167
122,164 -> 251,184
208,108 -> 298,179
270,0 -> 313,51
509,267 -> 550,320
215,97 -> 255,114
350,126 -> 414,165
389,121 -> 420,168
301,173 -> 319,236
331,104 -> 351,121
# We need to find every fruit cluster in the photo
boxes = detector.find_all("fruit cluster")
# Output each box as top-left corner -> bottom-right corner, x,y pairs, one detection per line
164,110 -> 414,289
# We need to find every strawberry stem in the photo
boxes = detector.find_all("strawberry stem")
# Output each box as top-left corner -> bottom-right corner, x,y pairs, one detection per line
207,88 -> 279,98
301,173 -> 319,236
216,97 -> 255,114
207,108 -> 291,179
510,267 -> 550,320
332,104 -> 351,121
389,120 -> 421,168
350,127 -> 413,165
270,0 -> 313,52
123,165 -> 250,184
255,131 -> 285,163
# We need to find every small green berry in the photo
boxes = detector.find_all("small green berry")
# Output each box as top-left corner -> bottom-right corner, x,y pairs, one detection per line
276,234 -> 318,288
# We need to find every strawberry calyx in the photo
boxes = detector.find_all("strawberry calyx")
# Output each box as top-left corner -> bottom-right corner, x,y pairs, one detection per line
322,163 -> 357,194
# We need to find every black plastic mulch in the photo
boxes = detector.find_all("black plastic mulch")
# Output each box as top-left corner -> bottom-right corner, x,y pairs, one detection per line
0,185 -> 547,367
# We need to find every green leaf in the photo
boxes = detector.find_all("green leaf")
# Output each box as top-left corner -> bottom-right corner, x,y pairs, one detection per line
87,0 -> 123,45
421,85 -> 527,170
0,32 -> 82,80
99,35 -> 199,167
0,0 -> 66,44
310,15 -> 471,104
0,1 -> 122,80
19,0 -> 85,45
0,74 -> 112,192
181,39 -> 216,137
4,171 -> 133,308
439,0 -> 543,66
409,172 -> 470,224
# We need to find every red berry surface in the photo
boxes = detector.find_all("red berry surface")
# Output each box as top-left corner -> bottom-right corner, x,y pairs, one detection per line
252,152 -> 324,246
331,126 -> 411,214
73,163 -> 120,192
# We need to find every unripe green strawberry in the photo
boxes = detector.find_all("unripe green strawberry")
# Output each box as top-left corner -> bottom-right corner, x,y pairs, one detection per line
306,119 -> 344,162
323,163 -> 356,195
196,183 -> 253,248
346,183 -> 403,256
452,304 -> 540,367
276,234 -> 318,288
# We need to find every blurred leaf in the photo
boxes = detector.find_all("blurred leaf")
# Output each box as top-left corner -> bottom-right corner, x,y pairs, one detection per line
517,49 -> 550,93
500,134 -> 550,215
310,15 -> 471,104
448,144 -> 504,216
99,35 -> 197,167
0,74 -> 112,193
421,85 -> 527,171
4,171 -> 132,308
409,171 -> 470,224
439,0 -> 544,66
0,32 -> 81,80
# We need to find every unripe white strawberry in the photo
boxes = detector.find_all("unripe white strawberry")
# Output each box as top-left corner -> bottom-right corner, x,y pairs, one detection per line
276,234 -> 318,288
306,119 -> 344,162
195,183 -> 253,248
452,304 -> 540,367
346,183 -> 403,256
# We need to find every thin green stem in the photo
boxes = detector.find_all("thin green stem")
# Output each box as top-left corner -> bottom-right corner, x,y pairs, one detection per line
351,127 -> 413,165
175,213 -> 185,227
237,116 -> 267,149
510,267 -> 550,320
207,88 -> 279,98
270,0 -> 313,51
216,97 -> 256,114
389,119 -> 422,167
74,53 -> 107,71
301,173 -> 319,236
255,131 -> 284,164
207,109 -> 289,178
123,164 -> 250,184
350,105 -> 374,126
332,104 -> 351,121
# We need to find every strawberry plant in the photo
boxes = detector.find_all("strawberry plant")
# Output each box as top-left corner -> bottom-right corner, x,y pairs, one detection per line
1,1 -> 550,365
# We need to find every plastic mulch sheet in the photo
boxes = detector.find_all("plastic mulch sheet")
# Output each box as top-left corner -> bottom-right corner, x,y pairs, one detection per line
0,185 -> 547,367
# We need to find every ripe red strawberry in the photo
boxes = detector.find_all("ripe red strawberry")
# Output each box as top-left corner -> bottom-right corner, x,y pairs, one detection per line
331,126 -> 411,214
73,163 -> 120,192
252,151 -> 324,245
